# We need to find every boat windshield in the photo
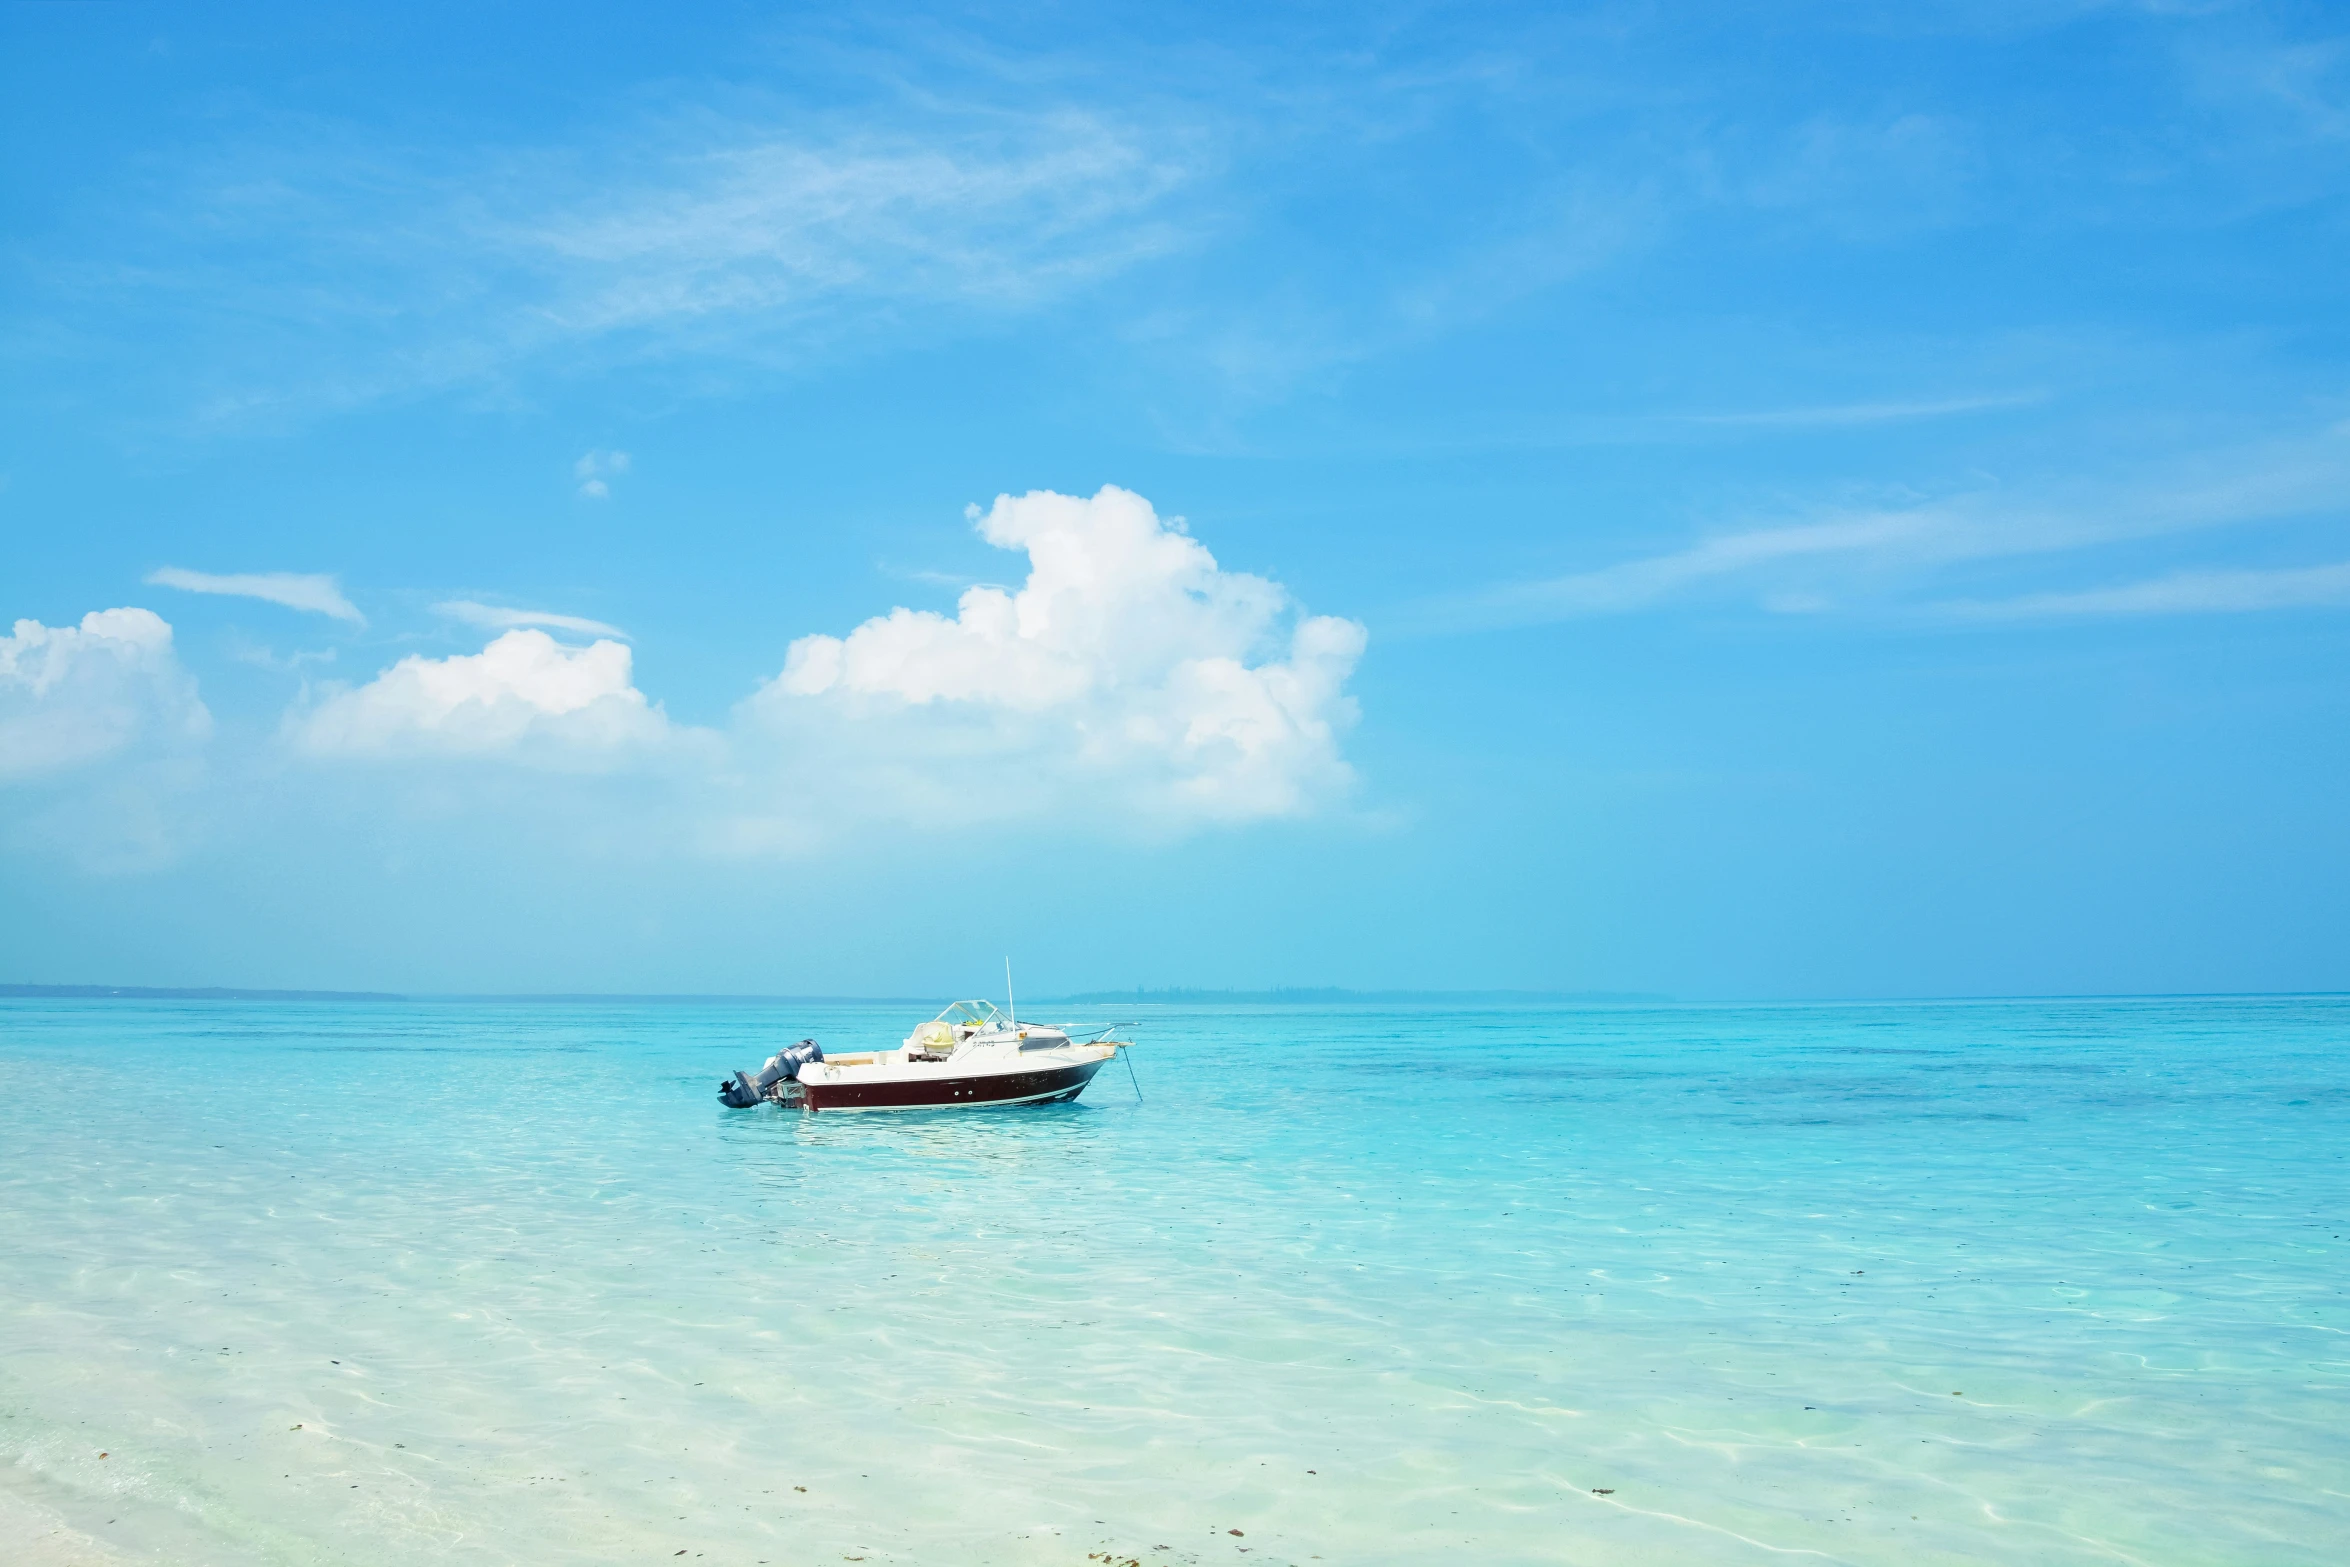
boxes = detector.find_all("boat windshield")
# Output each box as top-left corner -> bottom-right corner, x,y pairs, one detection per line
935,1000 -> 1006,1028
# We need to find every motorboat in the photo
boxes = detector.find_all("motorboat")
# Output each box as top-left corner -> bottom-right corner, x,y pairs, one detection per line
719,1000 -> 1128,1113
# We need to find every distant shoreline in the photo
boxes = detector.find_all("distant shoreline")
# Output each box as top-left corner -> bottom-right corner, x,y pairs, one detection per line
1051,987 -> 1670,1005
2,984 -> 412,1002
8,984 -> 2340,1006
0,985 -> 926,1004
0,983 -> 1662,1005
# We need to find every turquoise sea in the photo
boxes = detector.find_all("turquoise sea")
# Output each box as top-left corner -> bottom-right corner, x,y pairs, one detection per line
1,995 -> 2343,1566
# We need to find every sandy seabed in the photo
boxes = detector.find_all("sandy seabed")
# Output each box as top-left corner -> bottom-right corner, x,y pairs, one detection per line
3,995 -> 2345,1565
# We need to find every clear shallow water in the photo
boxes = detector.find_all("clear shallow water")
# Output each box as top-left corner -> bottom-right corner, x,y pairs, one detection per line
1,997 -> 2344,1566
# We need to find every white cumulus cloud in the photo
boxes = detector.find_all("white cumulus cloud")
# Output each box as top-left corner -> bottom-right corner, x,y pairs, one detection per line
1,608 -> 212,779
276,488 -> 1367,848
575,449 -> 630,499
740,486 -> 1365,833
293,629 -> 675,762
145,567 -> 364,622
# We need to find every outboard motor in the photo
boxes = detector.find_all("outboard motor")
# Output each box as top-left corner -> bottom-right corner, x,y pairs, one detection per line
718,1039 -> 823,1107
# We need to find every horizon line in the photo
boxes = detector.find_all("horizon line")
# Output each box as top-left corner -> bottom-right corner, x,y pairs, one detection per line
5,983 -> 2346,1007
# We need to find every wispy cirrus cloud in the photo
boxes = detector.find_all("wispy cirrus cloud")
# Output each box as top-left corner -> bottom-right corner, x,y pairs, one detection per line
1420,420 -> 2350,630
27,27 -> 2030,441
1945,561 -> 2350,620
1673,391 -> 2047,429
145,568 -> 364,623
518,116 -> 1193,337
66,97 -> 1206,431
434,601 -> 631,641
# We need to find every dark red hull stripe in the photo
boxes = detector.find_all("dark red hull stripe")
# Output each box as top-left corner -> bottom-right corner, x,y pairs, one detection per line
802,1057 -> 1108,1112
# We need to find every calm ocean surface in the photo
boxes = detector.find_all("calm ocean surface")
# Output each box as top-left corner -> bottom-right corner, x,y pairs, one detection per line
1,995 -> 2343,1565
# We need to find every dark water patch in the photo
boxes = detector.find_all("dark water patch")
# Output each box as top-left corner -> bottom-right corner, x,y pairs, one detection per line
1726,1109 -> 2033,1128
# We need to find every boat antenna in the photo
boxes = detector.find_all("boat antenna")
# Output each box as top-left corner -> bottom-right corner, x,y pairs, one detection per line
1005,957 -> 1015,1029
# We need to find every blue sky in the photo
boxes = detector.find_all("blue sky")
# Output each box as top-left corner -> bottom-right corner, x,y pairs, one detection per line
4,1 -> 2346,998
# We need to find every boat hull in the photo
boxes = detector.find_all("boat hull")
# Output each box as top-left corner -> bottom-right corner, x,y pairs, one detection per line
800,1055 -> 1109,1113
